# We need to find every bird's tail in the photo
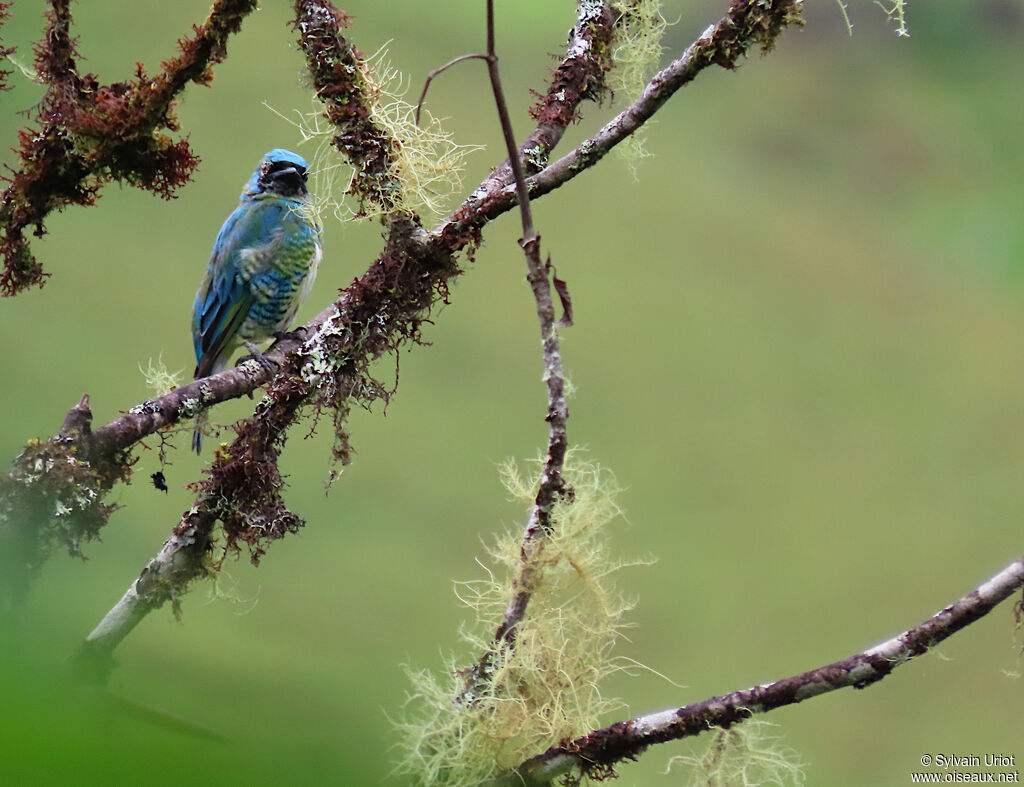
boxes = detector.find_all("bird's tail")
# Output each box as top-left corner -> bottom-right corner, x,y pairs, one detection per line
192,411 -> 209,455
191,356 -> 224,455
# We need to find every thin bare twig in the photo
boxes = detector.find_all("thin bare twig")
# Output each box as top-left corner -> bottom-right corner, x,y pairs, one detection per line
482,2 -> 535,241
414,53 -> 489,125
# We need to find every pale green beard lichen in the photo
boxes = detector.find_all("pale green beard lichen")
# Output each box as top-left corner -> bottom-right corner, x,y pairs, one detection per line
270,46 -> 482,225
876,0 -> 909,37
3,53 -> 44,84
393,450 -> 637,786
608,0 -> 667,179
666,719 -> 806,787
835,0 -> 910,37
139,354 -> 183,397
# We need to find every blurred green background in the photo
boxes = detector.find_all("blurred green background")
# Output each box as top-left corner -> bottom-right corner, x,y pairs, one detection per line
2,1 -> 1022,784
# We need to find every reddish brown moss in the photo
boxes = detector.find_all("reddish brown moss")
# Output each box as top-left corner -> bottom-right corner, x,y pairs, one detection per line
0,2 -> 15,92
291,0 -> 408,216
199,383 -> 309,565
0,0 -> 258,296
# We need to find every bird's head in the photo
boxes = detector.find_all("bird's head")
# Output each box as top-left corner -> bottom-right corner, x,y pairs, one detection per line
243,149 -> 310,200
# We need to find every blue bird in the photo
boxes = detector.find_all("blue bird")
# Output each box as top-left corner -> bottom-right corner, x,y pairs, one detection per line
191,149 -> 323,453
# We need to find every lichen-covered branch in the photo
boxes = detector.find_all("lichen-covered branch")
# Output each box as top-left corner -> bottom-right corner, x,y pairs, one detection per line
512,555 -> 1024,783
75,505 -> 217,681
76,363 -> 318,676
0,395 -> 132,603
486,239 -> 572,652
466,0 -> 618,206
0,0 -> 258,296
89,339 -> 314,457
530,0 -> 805,202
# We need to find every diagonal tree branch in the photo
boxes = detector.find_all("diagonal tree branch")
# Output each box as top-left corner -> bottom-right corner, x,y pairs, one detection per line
467,0 -> 618,202
459,0 -> 806,227
513,555 -> 1024,783
528,0 -> 807,203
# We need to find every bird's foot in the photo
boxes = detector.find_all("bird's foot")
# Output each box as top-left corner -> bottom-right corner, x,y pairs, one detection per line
239,342 -> 279,374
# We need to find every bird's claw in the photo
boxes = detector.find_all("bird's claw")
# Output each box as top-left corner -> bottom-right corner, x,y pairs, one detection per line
239,342 -> 279,374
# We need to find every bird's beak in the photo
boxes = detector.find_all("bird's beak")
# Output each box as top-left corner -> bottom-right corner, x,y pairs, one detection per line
267,166 -> 307,194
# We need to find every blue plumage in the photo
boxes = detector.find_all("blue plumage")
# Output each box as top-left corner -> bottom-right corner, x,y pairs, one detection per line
190,149 -> 323,453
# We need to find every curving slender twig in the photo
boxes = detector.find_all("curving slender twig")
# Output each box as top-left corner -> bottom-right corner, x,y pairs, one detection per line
414,53 -> 489,126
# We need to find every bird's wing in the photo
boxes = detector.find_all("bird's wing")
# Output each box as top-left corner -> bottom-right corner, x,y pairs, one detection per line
191,203 -> 256,378
233,200 -> 318,321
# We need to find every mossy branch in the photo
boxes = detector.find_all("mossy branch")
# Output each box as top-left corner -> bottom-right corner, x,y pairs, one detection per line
0,395 -> 132,603
0,0 -> 259,296
451,0 -> 619,219
292,0 -> 412,221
